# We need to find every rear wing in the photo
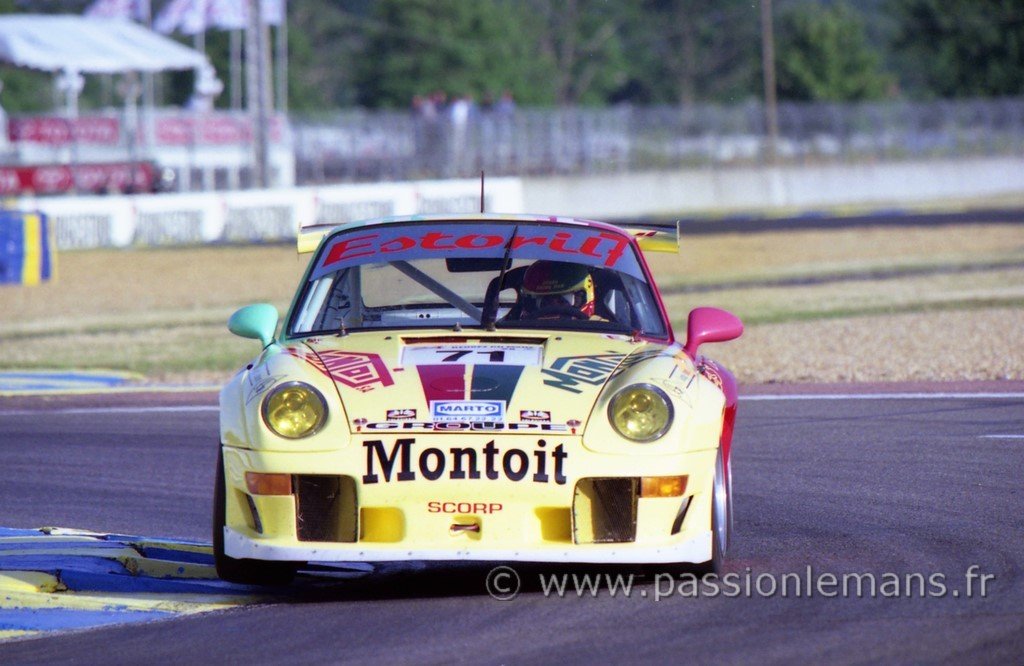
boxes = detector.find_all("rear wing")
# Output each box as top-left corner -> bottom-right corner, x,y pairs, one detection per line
624,222 -> 679,254
297,224 -> 336,254
296,220 -> 681,255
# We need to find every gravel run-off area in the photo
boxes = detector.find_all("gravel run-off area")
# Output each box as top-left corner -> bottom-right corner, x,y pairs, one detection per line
708,307 -> 1023,384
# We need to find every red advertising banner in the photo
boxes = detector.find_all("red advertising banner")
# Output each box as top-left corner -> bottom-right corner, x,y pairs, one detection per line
8,117 -> 121,145
8,113 -> 284,147
0,162 -> 156,195
153,115 -> 283,145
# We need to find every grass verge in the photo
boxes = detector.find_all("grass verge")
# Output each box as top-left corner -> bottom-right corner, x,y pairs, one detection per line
1,222 -> 1021,384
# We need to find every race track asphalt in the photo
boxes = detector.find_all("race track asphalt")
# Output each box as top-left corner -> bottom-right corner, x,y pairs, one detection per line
1,392 -> 1022,664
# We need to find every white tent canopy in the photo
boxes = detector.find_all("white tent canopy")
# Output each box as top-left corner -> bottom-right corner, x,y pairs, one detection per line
0,15 -> 209,73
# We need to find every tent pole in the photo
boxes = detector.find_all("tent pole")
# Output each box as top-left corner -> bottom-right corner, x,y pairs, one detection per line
124,71 -> 141,194
231,29 -> 242,110
140,0 -> 155,152
142,72 -> 155,151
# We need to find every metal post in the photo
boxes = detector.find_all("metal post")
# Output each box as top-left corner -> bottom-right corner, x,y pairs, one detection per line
275,2 -> 288,114
140,0 -> 155,156
230,30 -> 242,110
124,72 -> 141,193
760,0 -> 779,164
260,8 -> 274,185
246,0 -> 270,188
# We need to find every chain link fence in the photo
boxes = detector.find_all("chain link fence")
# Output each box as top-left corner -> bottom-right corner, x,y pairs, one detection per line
292,97 -> 1024,184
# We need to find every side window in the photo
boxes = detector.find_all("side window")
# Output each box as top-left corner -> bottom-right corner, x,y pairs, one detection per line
293,267 -> 361,334
621,274 -> 667,337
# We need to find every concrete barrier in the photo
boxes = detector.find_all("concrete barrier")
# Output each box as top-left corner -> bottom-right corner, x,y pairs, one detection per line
10,156 -> 1023,250
520,156 -> 1024,219
15,177 -> 524,250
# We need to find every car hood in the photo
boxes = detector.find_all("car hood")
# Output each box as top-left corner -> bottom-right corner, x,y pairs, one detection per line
285,331 -> 673,434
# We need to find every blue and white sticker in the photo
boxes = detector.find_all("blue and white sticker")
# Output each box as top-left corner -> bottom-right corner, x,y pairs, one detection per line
430,400 -> 506,423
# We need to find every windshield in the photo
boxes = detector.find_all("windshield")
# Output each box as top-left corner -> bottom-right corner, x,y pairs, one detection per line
288,221 -> 668,338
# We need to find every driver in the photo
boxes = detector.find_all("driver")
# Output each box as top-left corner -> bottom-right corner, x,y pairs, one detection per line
519,260 -> 597,319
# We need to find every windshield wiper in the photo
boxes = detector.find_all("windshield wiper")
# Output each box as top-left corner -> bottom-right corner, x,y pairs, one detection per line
484,225 -> 518,330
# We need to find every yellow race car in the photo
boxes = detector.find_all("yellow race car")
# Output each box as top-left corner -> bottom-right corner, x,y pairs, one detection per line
215,214 -> 742,584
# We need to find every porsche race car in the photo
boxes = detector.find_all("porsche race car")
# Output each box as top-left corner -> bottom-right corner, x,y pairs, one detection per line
215,214 -> 743,584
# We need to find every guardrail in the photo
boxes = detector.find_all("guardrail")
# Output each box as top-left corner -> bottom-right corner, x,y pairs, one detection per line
5,98 -> 1022,194
292,98 -> 1024,183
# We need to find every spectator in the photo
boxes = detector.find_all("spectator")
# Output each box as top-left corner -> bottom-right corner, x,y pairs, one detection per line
421,90 -> 447,175
448,93 -> 476,175
187,64 -> 223,112
494,90 -> 516,169
495,89 -> 516,117
411,94 -> 429,174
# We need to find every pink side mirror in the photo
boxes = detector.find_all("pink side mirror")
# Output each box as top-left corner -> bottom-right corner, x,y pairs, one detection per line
682,307 -> 743,358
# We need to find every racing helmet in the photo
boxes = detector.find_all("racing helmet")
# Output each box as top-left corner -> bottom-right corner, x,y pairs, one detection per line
521,261 -> 595,317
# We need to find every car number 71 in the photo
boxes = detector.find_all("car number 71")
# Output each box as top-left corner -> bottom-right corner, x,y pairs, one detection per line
400,345 -> 543,366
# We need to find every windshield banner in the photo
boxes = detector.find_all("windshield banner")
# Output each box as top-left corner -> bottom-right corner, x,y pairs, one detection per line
310,223 -> 645,281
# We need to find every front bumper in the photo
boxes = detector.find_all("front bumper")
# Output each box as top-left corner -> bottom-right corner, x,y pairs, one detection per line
224,527 -> 712,564
221,437 -> 717,565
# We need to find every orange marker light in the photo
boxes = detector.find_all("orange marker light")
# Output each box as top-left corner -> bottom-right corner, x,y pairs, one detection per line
640,475 -> 688,498
245,472 -> 293,496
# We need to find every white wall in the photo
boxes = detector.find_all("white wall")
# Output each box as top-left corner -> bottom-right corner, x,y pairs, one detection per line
521,156 -> 1024,218
18,177 -> 523,250
16,157 -> 1024,250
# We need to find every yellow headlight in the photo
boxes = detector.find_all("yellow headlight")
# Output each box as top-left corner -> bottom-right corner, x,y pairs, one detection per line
608,384 -> 673,442
262,382 -> 327,439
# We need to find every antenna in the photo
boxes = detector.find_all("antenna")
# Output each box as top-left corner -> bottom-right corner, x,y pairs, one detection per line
480,171 -> 485,213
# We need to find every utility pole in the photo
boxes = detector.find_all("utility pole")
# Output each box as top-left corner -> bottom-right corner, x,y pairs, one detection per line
276,3 -> 288,114
760,0 -> 779,164
246,0 -> 271,188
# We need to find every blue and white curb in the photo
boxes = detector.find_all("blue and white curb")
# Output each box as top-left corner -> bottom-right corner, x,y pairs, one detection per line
0,371 -> 219,396
0,527 -> 262,642
0,372 -> 137,395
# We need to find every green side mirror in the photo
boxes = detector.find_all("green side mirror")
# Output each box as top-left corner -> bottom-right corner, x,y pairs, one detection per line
228,303 -> 280,348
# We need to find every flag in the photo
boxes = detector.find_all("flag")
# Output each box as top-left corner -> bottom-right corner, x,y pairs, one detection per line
84,0 -> 151,22
154,0 -> 204,34
260,0 -> 284,27
225,0 -> 285,28
209,0 -> 246,30
155,0 -> 283,34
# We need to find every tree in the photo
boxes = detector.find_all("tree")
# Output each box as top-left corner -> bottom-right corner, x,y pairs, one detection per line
357,0 -> 554,108
286,0 -> 367,110
623,0 -> 762,106
890,0 -> 1024,98
523,0 -> 631,105
775,1 -> 892,101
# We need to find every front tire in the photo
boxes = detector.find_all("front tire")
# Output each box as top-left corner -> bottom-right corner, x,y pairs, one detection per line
695,448 -> 731,576
213,449 -> 298,585
648,448 -> 731,578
